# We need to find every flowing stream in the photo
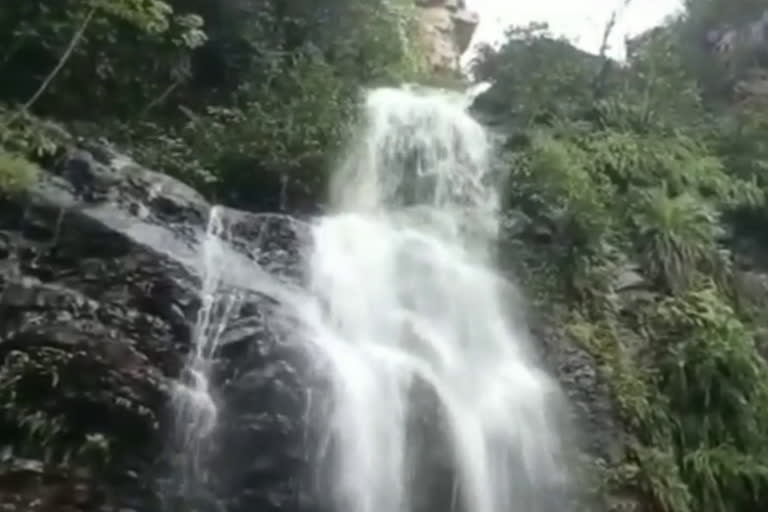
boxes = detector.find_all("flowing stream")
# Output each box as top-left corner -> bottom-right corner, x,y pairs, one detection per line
172,206 -> 240,478
174,87 -> 571,512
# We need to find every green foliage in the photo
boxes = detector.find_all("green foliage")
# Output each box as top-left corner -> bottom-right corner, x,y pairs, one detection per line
565,307 -> 695,511
0,107 -> 71,159
624,29 -> 706,128
0,0 -> 205,118
90,0 -> 176,33
510,131 -> 619,277
585,131 -> 727,197
477,2 -> 768,511
651,284 -> 768,510
566,314 -> 655,427
323,0 -> 426,83
200,54 -> 356,175
564,280 -> 768,511
0,150 -> 38,194
0,348 -> 112,466
715,108 -> 768,186
516,131 -> 613,238
471,22 -> 600,125
0,0 -> 428,202
0,108 -> 70,194
634,446 -> 693,512
631,188 -> 724,291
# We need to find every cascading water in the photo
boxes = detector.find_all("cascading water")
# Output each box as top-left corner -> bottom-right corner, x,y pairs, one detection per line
171,86 -> 572,512
173,206 -> 243,479
172,206 -> 305,484
299,87 -> 571,512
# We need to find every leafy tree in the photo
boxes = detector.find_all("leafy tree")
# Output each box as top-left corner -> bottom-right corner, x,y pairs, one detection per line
470,22 -> 601,125
0,0 -> 204,117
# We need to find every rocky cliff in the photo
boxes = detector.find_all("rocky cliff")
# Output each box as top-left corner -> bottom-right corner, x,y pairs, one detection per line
708,10 -> 768,103
0,143 -> 313,512
415,0 -> 478,72
707,10 -> 768,63
629,9 -> 768,104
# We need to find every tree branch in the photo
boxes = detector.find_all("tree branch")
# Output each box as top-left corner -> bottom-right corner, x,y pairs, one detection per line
21,7 -> 96,114
594,0 -> 633,99
140,79 -> 182,117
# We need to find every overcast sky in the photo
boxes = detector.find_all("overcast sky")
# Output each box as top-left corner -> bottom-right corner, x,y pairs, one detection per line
463,0 -> 685,61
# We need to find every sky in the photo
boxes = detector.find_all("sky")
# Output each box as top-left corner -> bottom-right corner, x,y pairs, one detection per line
462,0 -> 685,62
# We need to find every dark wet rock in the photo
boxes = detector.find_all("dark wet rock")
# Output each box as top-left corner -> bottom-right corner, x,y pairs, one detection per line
533,320 -> 638,512
0,141 -> 310,512
500,209 -> 532,238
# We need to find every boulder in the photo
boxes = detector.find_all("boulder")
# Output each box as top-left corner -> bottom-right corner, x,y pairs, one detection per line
414,0 -> 478,72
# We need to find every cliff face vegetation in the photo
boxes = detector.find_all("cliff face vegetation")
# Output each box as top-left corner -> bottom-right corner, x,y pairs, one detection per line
3,0 -> 768,512
470,1 -> 768,511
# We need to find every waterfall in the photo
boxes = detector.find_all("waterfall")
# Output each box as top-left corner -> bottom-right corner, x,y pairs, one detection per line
172,206 -> 242,479
301,87 -> 570,512
171,207 -> 305,486
172,87 -> 571,512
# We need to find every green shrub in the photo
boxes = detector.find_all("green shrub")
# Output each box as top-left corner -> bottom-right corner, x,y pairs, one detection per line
0,149 -> 38,194
510,131 -> 615,246
651,284 -> 768,510
584,131 -> 728,198
631,187 -> 724,292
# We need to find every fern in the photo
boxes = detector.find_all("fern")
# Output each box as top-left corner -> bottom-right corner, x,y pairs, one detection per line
651,284 -> 768,510
632,187 -> 724,292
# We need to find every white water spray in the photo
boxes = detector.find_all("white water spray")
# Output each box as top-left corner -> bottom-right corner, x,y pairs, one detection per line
172,207 -> 302,479
171,87 -> 571,511
172,207 -> 242,476
300,88 -> 570,512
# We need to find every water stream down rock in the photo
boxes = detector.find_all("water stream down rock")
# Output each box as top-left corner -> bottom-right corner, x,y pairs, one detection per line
0,144 -> 311,512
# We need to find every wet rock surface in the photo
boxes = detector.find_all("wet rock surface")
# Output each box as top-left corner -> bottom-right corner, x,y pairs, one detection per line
0,143 -> 311,512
